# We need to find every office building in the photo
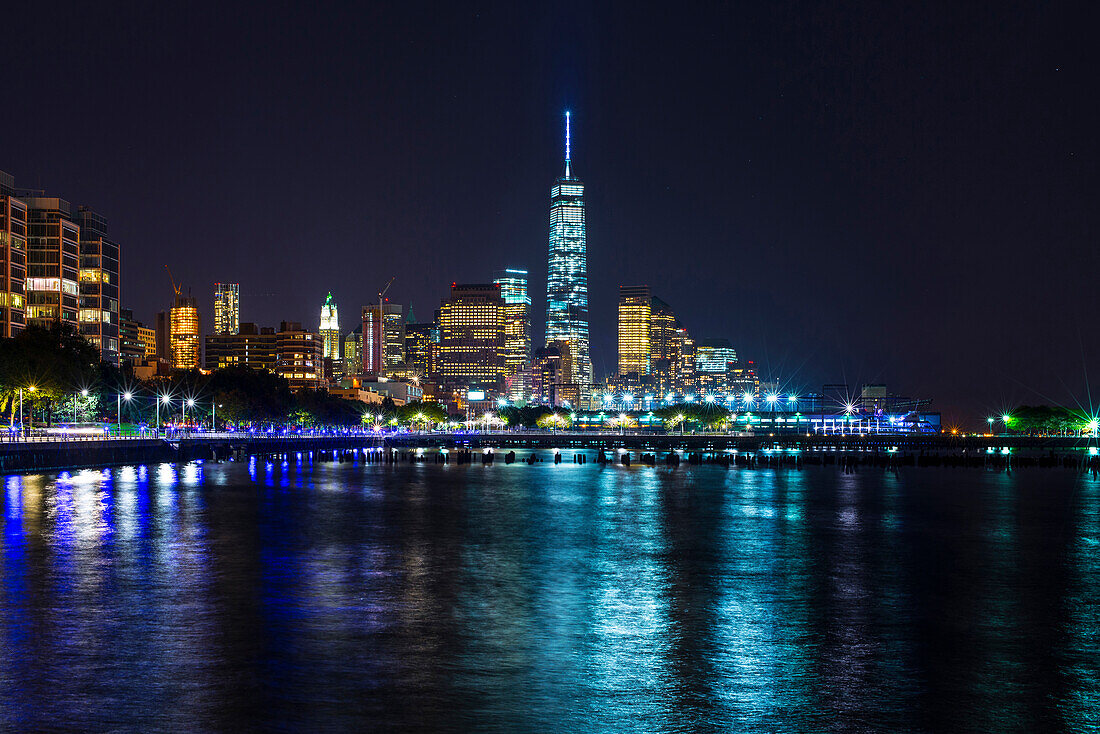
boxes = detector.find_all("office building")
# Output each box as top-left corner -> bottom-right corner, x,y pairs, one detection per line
533,339 -> 579,408
362,303 -> 405,377
545,111 -> 592,403
617,285 -> 652,376
696,338 -> 737,393
493,269 -> 531,387
214,282 -> 240,335
75,207 -> 120,364
275,321 -> 322,390
404,320 -> 437,379
319,290 -> 340,360
204,322 -> 277,371
437,283 -> 506,394
649,297 -> 680,392
343,324 -> 362,378
676,328 -> 696,393
21,195 -> 80,331
0,172 -> 27,338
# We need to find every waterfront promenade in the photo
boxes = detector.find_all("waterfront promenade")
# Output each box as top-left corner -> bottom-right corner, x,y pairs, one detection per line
0,429 -> 1096,474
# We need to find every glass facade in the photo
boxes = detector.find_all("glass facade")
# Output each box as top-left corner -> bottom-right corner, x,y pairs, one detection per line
493,268 -> 531,390
214,282 -> 240,335
23,198 -> 80,332
546,111 -> 592,404
0,187 -> 28,338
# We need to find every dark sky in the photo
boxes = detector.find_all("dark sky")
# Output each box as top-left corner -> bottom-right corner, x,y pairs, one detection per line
4,2 -> 1097,426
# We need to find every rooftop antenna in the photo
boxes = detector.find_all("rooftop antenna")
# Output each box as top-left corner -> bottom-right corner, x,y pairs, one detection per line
564,110 -> 572,178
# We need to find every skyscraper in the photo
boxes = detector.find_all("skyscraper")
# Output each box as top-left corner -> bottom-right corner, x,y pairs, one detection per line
437,283 -> 506,395
493,268 -> 531,396
213,282 -> 240,335
361,303 -> 404,377
618,285 -> 652,376
319,292 -> 340,360
545,111 -> 592,405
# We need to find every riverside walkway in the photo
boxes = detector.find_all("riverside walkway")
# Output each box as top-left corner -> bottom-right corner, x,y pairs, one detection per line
0,429 -> 1096,474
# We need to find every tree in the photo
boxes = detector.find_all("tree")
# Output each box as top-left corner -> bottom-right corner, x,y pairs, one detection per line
395,400 -> 448,426
0,323 -> 101,426
536,411 -> 572,430
500,404 -> 552,428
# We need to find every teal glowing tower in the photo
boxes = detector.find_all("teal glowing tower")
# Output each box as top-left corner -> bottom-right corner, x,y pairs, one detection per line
545,111 -> 592,403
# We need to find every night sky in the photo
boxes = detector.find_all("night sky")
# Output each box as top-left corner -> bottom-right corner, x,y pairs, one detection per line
4,2 -> 1096,425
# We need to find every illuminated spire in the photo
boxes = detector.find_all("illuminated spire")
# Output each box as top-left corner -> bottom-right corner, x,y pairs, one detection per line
564,110 -> 571,178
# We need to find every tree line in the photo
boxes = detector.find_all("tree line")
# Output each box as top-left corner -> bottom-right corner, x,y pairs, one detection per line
0,324 -> 448,429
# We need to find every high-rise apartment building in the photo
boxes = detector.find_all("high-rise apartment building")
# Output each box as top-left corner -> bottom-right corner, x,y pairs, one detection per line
545,111 -> 592,404
119,308 -> 155,366
649,296 -> 680,393
22,196 -> 80,332
205,323 -> 277,371
437,283 -> 506,394
0,172 -> 27,338
275,320 -> 322,390
75,207 -> 120,364
361,303 -> 404,376
169,295 -> 201,370
493,269 -> 531,386
617,285 -> 652,376
214,282 -> 240,335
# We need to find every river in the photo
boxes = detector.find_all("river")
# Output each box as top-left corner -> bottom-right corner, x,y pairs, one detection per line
1,455 -> 1098,732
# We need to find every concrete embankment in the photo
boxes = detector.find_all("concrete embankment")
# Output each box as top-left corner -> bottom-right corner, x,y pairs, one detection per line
0,439 -> 177,474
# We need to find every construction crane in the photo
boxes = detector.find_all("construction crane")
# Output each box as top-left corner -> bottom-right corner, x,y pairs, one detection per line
166,265 -> 181,305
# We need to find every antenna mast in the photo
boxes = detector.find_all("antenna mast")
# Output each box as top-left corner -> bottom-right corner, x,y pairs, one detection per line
564,110 -> 572,178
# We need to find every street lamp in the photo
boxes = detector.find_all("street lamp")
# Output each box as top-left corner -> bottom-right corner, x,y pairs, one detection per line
987,417 -> 994,435
1001,414 -> 1011,435
185,398 -> 195,431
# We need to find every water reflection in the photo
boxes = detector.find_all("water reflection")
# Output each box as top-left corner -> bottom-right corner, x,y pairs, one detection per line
0,458 -> 1096,731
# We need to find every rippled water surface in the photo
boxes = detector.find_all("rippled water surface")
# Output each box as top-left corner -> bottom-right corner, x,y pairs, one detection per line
2,455 -> 1099,732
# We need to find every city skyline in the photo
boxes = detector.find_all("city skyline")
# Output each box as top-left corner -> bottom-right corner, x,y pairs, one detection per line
1,4 -> 1095,423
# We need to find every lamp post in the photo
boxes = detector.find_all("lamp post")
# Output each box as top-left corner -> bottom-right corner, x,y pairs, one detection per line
1001,414 -> 1011,436
76,388 -> 89,423
157,394 -> 170,436
987,417 -> 994,435
186,398 -> 195,433
21,386 -> 37,436
117,391 -> 132,434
